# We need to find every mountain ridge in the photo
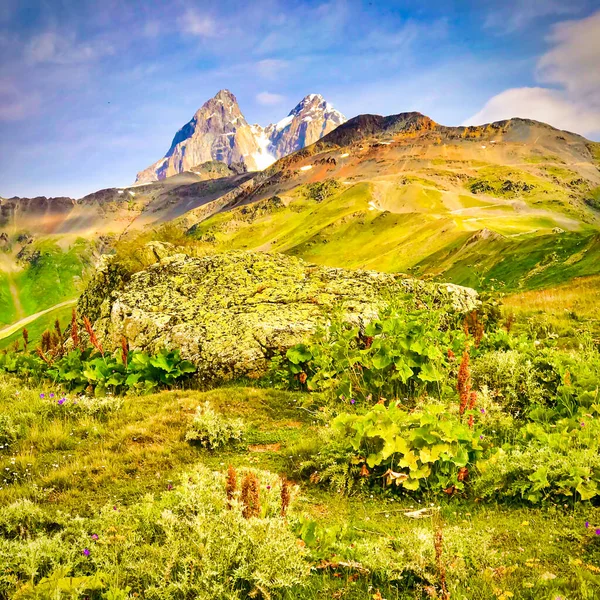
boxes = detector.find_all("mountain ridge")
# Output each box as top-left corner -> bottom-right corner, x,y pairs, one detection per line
135,90 -> 346,183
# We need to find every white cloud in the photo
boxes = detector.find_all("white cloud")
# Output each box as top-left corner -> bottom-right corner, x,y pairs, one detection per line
24,31 -> 113,65
537,11 -> 600,102
256,91 -> 286,106
463,87 -> 600,135
179,10 -> 218,37
465,10 -> 600,138
485,0 -> 583,33
255,59 -> 289,79
0,80 -> 41,120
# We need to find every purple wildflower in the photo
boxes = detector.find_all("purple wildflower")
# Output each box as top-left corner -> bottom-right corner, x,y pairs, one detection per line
596,529 -> 600,536
58,398 -> 65,406
266,485 -> 271,490
167,484 -> 173,491
83,548 -> 90,557
91,534 -> 99,540
350,398 -> 356,405
49,393 -> 55,398
480,435 -> 484,440
480,408 -> 485,414
581,422 -> 585,427
113,505 -> 117,511
586,521 -> 590,528
39,393 -> 45,398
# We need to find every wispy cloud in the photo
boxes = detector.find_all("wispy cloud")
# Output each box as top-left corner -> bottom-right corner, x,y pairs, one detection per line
178,10 -> 220,38
256,91 -> 286,106
0,79 -> 41,121
255,59 -> 289,79
484,0 -> 584,33
24,31 -> 114,65
465,10 -> 600,137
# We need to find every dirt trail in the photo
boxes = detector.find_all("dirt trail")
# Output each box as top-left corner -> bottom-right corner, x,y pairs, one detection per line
0,299 -> 77,341
7,272 -> 25,321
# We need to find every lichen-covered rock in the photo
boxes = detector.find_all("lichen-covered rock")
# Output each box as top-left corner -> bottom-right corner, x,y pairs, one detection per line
80,250 -> 478,383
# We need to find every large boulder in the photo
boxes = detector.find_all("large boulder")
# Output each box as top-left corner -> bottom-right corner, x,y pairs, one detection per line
78,249 -> 478,382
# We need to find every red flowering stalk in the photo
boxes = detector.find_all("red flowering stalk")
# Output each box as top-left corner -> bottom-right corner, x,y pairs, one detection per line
36,346 -> 53,365
71,309 -> 80,348
280,478 -> 291,517
447,349 -> 456,362
241,473 -> 261,519
457,349 -> 471,416
468,390 -> 477,428
54,319 -> 62,340
121,336 -> 129,367
83,316 -> 104,356
22,328 -> 29,352
504,312 -> 515,333
226,465 -> 237,509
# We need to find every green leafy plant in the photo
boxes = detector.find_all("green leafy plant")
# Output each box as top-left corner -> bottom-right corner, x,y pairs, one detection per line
185,402 -> 245,449
0,346 -> 196,396
280,306 -> 465,402
330,402 -> 485,493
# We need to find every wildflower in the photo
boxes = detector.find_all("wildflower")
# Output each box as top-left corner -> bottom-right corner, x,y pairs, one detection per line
39,393 -> 45,398
281,478 -> 291,517
581,422 -> 585,427
266,485 -> 271,490
91,534 -> 99,540
167,483 -> 173,491
113,506 -> 117,511
585,521 -> 590,528
49,392 -> 55,398
480,435 -> 484,440
241,472 -> 261,519
58,398 -> 65,406
121,336 -> 129,367
83,548 -> 90,556
71,309 -> 80,347
480,408 -> 486,414
226,465 -> 237,509
596,529 -> 600,536
457,349 -> 471,416
350,398 -> 356,405
84,316 -> 104,356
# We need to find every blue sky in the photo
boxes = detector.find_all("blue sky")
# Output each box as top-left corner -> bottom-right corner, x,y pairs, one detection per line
1,0 -> 599,198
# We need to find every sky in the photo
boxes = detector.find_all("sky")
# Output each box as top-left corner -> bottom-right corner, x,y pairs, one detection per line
0,0 -> 599,199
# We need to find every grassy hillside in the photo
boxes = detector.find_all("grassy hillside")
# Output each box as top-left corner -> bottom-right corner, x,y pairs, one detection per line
188,180 -> 600,291
0,238 -> 92,327
2,379 -> 600,599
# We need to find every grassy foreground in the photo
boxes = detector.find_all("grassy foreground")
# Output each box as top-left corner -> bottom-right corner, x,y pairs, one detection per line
1,378 -> 600,599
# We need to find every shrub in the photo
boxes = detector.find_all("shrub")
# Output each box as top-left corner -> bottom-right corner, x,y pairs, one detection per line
327,402 -> 485,494
0,466 -> 308,599
0,414 -> 19,451
185,402 -> 245,449
280,306 -> 464,403
474,410 -> 600,503
0,346 -> 196,396
471,349 -> 546,414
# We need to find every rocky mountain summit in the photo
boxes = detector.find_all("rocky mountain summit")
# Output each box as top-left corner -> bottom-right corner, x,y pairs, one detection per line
135,90 -> 345,183
79,246 -> 478,382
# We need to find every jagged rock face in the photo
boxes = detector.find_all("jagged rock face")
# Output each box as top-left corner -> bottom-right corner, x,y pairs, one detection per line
264,94 -> 346,159
135,90 -> 346,183
79,247 -> 478,383
136,90 -> 264,183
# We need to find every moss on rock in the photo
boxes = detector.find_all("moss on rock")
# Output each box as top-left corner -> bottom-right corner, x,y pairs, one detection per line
79,248 -> 478,383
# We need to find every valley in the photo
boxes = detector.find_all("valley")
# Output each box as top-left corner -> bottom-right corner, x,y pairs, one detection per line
0,95 -> 599,600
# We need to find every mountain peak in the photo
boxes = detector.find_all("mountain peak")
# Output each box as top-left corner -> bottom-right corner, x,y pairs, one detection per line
212,89 -> 237,104
135,91 -> 346,183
